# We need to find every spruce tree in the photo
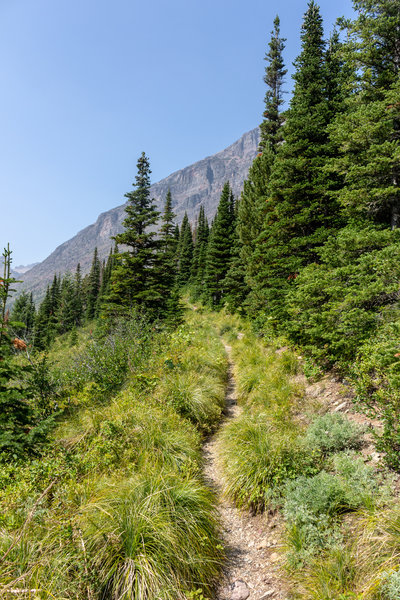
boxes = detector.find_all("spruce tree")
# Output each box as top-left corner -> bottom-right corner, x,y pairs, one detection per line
250,1 -> 342,322
177,213 -> 194,287
0,246 -> 36,457
86,247 -> 101,320
238,14 -> 287,313
74,262 -> 84,325
104,152 -> 161,316
205,182 -> 236,307
11,291 -> 36,340
155,190 -> 183,321
329,0 -> 400,227
58,274 -> 77,334
191,205 -> 209,298
259,15 -> 287,153
222,200 -> 249,312
34,286 -> 52,350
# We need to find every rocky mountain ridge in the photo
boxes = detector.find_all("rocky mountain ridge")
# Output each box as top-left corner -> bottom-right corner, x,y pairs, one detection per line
19,127 -> 260,301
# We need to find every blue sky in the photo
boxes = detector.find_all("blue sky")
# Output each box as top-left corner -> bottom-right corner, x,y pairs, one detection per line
1,0 -> 354,266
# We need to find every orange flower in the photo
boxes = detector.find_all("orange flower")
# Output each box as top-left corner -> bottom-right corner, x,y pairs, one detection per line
12,338 -> 27,351
395,353 -> 400,358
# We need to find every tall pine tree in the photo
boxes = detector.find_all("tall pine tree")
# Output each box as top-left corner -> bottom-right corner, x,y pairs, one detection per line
104,153 -> 161,316
191,205 -> 209,298
177,213 -> 194,287
250,1 -> 342,322
238,14 -> 287,313
205,182 -> 236,307
329,0 -> 400,227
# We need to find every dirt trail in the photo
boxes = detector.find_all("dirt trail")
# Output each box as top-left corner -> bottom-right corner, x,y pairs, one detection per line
203,342 -> 288,600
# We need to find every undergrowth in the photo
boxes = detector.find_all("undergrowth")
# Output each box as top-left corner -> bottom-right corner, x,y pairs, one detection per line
0,309 -> 226,599
210,308 -> 395,600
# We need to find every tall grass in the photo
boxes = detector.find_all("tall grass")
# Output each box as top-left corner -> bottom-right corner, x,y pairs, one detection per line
0,310 -> 227,598
210,309 -> 393,599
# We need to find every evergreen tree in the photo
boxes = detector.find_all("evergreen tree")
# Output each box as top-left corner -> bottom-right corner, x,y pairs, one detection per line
222,200 -> 249,312
250,1 -> 342,322
104,152 -> 161,316
259,15 -> 287,153
96,247 -> 115,314
0,246 -> 39,457
74,262 -> 84,325
205,182 -> 236,307
58,274 -> 77,334
156,190 -> 184,321
177,213 -> 194,287
86,247 -> 101,320
238,14 -> 287,313
10,291 -> 35,340
329,0 -> 400,227
191,205 -> 209,298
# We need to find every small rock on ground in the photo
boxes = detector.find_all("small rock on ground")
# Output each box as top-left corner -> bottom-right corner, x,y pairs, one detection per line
230,580 -> 250,600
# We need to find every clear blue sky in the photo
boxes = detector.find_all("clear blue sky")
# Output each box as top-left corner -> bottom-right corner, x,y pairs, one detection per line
1,0 -> 354,266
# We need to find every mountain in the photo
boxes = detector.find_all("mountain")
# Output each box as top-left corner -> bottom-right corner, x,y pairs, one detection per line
19,127 -> 260,302
11,264 -> 39,279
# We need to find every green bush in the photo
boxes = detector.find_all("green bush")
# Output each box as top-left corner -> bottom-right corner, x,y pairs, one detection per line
304,413 -> 365,455
352,316 -> 400,469
380,570 -> 400,599
284,453 -> 379,562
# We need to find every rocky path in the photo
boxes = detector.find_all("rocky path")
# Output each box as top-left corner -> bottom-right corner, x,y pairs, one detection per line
203,342 -> 288,600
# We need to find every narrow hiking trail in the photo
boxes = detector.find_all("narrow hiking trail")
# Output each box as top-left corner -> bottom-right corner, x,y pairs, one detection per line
203,340 -> 288,600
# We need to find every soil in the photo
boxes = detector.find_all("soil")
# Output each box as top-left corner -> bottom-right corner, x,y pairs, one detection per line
203,343 -> 289,600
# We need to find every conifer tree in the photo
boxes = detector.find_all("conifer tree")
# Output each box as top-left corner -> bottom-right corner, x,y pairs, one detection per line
222,200 -> 249,312
251,1 -> 342,322
86,247 -> 101,320
191,205 -> 209,298
11,291 -> 36,340
329,0 -> 400,227
96,247 -> 115,314
238,14 -> 287,312
177,213 -> 194,287
259,15 -> 287,153
157,190 -> 183,321
104,152 -> 161,316
74,262 -> 84,325
205,182 -> 236,307
34,286 -> 52,350
0,246 -> 38,457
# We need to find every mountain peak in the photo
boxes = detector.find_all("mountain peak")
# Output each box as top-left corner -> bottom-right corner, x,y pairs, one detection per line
19,127 -> 260,302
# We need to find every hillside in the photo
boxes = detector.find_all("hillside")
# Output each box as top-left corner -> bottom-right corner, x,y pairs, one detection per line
18,127 -> 259,302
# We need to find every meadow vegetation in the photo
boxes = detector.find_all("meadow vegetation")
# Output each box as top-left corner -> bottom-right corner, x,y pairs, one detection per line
208,308 -> 399,600
0,309 -> 226,599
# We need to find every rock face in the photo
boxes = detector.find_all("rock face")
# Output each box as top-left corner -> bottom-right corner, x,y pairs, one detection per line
19,127 -> 259,302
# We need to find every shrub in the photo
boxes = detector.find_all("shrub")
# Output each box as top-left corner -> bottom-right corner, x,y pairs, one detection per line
380,570 -> 400,600
352,316 -> 400,470
284,454 -> 379,561
304,413 -> 365,455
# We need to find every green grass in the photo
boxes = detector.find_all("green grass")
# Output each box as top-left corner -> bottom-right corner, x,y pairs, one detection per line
218,413 -> 315,511
0,310 -> 227,598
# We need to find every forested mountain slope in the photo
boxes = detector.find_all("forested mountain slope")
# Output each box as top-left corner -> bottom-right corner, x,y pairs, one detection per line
18,128 -> 259,302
